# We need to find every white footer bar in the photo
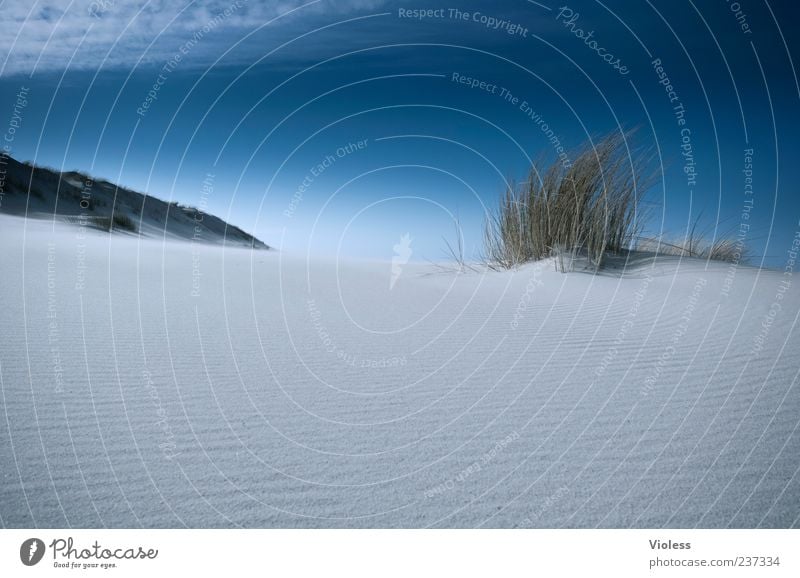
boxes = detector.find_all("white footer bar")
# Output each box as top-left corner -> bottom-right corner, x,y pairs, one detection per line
1,529 -> 797,577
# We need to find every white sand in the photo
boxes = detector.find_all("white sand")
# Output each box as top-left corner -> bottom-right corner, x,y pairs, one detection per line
1,214 -> 798,528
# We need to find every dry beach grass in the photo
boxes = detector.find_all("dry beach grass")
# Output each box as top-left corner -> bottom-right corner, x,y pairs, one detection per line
483,132 -> 744,272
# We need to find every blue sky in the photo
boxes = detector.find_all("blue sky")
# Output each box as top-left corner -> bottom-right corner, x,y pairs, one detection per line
1,0 -> 798,265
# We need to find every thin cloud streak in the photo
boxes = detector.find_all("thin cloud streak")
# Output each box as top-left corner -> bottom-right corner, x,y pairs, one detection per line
0,0 -> 388,76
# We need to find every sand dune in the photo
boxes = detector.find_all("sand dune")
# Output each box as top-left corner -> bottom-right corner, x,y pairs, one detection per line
0,214 -> 798,528
0,154 -> 268,249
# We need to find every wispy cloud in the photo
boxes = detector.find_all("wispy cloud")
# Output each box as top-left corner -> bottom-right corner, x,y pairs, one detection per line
0,0 -> 388,76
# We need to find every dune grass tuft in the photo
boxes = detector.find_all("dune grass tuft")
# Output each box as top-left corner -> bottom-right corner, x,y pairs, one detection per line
111,212 -> 138,232
635,236 -> 748,264
483,131 -> 652,271
94,212 -> 138,233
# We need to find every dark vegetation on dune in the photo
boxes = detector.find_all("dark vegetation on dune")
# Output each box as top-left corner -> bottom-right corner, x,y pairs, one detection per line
0,154 -> 269,249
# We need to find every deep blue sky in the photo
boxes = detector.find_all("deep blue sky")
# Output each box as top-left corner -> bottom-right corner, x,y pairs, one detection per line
1,0 -> 798,265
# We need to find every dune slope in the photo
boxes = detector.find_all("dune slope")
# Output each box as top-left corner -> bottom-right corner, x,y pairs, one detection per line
0,154 -> 268,249
0,215 -> 798,528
